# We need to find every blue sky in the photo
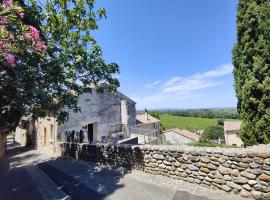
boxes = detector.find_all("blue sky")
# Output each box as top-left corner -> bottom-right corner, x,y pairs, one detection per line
94,0 -> 238,110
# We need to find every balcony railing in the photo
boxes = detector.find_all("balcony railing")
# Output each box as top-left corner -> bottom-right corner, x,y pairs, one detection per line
129,127 -> 159,144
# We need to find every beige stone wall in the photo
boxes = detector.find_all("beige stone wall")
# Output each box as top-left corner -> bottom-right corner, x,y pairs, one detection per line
59,91 -> 136,143
225,130 -> 244,147
60,143 -> 270,200
14,127 -> 27,146
35,116 -> 59,154
0,134 -> 6,158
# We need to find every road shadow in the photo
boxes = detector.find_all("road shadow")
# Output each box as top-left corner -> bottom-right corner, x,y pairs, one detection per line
0,145 -> 37,171
0,145 -> 44,200
38,157 -> 127,200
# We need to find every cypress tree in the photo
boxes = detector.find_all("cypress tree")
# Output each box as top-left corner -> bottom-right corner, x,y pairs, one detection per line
233,0 -> 270,145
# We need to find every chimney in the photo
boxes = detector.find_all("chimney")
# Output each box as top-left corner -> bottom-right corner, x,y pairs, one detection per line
145,110 -> 149,120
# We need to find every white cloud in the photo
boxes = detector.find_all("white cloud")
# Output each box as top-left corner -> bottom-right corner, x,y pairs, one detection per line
162,63 -> 233,94
134,63 -> 234,109
144,80 -> 162,88
200,63 -> 234,78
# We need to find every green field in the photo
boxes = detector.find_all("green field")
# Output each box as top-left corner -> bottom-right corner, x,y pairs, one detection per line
160,115 -> 218,131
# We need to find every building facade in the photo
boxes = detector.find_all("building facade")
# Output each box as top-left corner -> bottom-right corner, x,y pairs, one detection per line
162,128 -> 200,145
59,90 -> 136,143
224,121 -> 244,147
14,89 -> 136,154
136,112 -> 160,133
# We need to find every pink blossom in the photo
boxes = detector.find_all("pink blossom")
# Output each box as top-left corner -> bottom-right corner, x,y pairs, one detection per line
17,12 -> 24,19
3,0 -> 12,7
29,25 -> 40,40
35,41 -> 47,52
24,32 -> 32,41
5,54 -> 16,67
9,34 -> 15,40
0,16 -> 8,23
0,41 -> 4,49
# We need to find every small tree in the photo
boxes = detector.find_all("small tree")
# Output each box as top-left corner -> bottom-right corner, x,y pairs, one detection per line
199,126 -> 224,143
217,119 -> 224,126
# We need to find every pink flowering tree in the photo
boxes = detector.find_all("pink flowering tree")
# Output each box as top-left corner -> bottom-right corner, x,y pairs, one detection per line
0,0 -> 119,146
0,0 -> 47,69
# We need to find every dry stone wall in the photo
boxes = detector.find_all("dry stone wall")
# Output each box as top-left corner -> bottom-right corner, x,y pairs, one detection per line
60,143 -> 270,200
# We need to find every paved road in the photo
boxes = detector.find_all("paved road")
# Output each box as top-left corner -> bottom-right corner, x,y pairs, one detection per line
0,146 -> 242,200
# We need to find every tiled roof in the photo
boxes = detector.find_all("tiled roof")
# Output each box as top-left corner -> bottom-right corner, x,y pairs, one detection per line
136,114 -> 160,124
224,121 -> 241,132
163,128 -> 200,141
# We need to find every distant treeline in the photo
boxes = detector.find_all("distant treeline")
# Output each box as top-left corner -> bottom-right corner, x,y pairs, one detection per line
139,108 -> 240,119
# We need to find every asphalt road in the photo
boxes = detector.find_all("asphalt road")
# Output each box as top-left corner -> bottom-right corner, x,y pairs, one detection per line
0,145 -> 241,200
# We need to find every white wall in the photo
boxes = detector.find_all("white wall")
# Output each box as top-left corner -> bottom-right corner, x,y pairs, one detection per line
60,91 -> 136,142
163,131 -> 193,145
225,130 -> 244,147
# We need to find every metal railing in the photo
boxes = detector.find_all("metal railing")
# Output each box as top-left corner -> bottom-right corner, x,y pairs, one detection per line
129,127 -> 159,144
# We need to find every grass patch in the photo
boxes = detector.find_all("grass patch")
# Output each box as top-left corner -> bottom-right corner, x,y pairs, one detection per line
160,114 -> 217,131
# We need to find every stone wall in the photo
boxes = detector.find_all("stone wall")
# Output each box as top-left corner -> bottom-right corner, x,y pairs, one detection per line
59,143 -> 270,200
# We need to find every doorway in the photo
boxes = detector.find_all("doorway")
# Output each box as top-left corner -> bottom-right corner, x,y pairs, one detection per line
88,124 -> 94,143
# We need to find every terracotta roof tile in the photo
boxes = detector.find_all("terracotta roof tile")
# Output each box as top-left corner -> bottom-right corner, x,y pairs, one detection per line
136,114 -> 160,124
224,121 -> 241,131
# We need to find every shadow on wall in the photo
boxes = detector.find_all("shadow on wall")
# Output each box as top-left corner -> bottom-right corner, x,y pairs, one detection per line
60,143 -> 145,171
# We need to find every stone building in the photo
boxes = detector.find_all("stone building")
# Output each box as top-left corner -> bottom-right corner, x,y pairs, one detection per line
14,88 -> 136,154
59,89 -> 136,143
224,121 -> 244,147
162,128 -> 200,145
136,112 -> 160,133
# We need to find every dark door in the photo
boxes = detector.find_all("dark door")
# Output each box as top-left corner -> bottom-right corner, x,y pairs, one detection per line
88,124 -> 94,143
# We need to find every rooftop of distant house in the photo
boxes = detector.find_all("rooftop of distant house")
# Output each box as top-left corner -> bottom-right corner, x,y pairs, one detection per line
224,121 -> 242,132
163,128 -> 200,141
136,113 -> 160,125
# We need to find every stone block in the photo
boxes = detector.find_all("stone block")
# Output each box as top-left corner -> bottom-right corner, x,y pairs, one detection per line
200,156 -> 210,163
240,189 -> 251,198
173,161 -> 181,167
188,165 -> 199,171
254,157 -> 264,165
251,191 -> 262,200
222,185 -> 232,192
248,180 -> 257,186
226,181 -> 242,190
265,158 -> 270,165
232,177 -> 248,184
259,174 -> 270,182
218,166 -> 231,175
242,184 -> 251,191
249,162 -> 260,169
240,171 -> 256,180
224,175 -> 232,181
231,169 -> 240,177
